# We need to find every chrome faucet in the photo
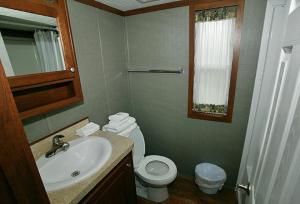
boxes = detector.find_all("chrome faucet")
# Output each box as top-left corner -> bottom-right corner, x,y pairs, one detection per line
45,135 -> 70,158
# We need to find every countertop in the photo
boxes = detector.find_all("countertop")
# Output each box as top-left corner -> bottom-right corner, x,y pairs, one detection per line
31,119 -> 134,204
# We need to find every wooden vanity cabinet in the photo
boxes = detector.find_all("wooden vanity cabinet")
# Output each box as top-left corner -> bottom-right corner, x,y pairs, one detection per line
80,153 -> 137,204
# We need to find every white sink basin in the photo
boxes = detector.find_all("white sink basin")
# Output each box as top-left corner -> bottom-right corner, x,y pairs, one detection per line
36,136 -> 112,192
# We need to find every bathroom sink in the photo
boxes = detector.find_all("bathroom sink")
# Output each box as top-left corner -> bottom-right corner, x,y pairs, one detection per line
36,136 -> 112,192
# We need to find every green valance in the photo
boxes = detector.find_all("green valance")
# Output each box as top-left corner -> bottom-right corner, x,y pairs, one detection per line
193,103 -> 227,115
195,6 -> 237,22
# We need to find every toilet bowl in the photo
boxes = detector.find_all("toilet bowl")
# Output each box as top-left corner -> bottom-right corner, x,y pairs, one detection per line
128,126 -> 177,202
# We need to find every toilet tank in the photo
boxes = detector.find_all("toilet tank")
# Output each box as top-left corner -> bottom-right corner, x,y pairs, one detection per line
128,126 -> 145,168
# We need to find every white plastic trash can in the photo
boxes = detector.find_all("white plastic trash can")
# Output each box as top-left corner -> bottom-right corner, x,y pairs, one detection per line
195,163 -> 227,194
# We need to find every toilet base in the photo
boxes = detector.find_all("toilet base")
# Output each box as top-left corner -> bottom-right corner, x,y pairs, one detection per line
147,186 -> 169,202
135,178 -> 148,199
135,177 -> 169,202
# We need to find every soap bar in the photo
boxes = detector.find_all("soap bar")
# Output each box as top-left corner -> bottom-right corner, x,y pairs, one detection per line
76,122 -> 100,137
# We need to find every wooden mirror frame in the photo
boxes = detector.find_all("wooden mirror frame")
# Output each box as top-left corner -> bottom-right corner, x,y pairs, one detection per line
0,0 -> 83,120
188,0 -> 244,123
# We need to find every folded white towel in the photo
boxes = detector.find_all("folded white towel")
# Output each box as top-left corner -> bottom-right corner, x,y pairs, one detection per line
104,117 -> 136,133
108,112 -> 129,121
108,117 -> 136,129
118,123 -> 137,137
102,125 -> 114,132
109,115 -> 132,124
102,125 -> 108,131
76,122 -> 100,137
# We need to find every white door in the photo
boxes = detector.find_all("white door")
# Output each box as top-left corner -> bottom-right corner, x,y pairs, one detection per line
237,0 -> 300,203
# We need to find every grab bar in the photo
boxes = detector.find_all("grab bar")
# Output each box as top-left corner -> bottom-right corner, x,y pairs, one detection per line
128,68 -> 184,74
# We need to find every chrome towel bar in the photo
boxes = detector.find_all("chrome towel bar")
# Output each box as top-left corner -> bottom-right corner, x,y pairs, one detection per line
128,68 -> 184,74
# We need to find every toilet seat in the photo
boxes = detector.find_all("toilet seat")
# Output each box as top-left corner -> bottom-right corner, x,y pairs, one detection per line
136,155 -> 177,186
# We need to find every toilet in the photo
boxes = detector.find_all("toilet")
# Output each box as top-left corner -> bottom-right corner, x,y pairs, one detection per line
128,126 -> 177,202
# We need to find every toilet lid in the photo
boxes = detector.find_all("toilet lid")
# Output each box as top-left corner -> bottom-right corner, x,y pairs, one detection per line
128,126 -> 145,168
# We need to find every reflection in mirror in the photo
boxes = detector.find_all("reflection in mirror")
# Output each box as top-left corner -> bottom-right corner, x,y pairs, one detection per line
0,7 -> 66,77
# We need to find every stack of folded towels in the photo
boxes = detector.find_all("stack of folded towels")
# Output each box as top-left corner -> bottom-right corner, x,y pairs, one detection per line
76,122 -> 100,137
102,112 -> 137,136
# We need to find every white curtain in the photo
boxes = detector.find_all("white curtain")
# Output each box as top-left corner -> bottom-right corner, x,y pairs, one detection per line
193,18 -> 236,106
34,30 -> 65,72
0,31 -> 15,76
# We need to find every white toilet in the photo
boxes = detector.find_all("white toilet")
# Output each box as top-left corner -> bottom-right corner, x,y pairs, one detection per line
128,126 -> 177,202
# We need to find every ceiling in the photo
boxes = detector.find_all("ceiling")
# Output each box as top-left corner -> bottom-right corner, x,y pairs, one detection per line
95,0 -> 179,11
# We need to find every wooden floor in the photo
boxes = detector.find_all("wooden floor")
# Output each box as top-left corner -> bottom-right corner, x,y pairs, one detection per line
137,176 -> 237,204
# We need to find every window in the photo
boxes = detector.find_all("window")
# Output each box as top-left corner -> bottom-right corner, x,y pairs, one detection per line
188,0 -> 244,122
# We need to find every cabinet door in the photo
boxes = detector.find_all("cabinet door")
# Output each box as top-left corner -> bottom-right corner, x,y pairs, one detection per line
80,153 -> 137,204
98,169 -> 130,204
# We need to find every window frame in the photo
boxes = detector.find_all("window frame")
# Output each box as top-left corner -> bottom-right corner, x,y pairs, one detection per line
188,0 -> 244,123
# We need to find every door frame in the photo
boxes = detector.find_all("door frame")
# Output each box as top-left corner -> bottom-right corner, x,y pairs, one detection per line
0,60 -> 49,203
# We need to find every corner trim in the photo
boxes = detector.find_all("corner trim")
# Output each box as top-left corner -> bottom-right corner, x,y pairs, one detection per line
124,0 -> 189,16
74,0 -> 227,17
75,0 -> 125,16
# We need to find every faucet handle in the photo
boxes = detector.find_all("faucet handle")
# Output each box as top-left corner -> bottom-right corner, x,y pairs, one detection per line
53,135 -> 65,145
61,142 -> 70,151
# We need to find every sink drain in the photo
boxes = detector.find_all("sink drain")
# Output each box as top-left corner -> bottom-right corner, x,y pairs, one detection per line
71,170 -> 80,177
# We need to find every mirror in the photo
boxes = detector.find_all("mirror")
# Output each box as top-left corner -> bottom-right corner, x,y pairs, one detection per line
0,0 -> 83,120
0,7 -> 66,77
